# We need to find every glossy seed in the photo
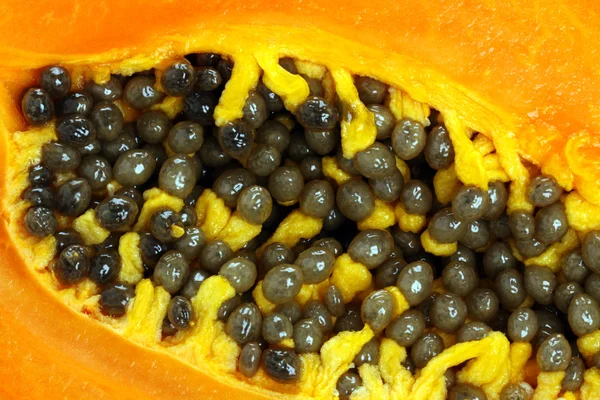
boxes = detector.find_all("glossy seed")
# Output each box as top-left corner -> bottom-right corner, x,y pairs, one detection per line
411,332 -> 444,368
262,348 -> 301,383
582,231 -> 600,275
528,175 -> 563,207
303,300 -> 334,333
385,309 -> 426,347
218,120 -> 255,161
268,166 -> 305,203
225,303 -> 262,345
219,257 -> 257,293
396,260 -> 434,306
199,240 -> 233,273
262,313 -> 293,344
324,285 -> 346,317
161,59 -> 195,97
167,296 -> 194,330
99,283 -> 134,316
55,244 -> 90,285
293,318 -> 324,353
299,180 -> 334,219
56,178 -> 91,217
113,149 -> 156,187
400,180 -> 433,214
336,372 -> 362,400
507,308 -> 538,342
452,186 -> 489,223
213,168 -> 256,208
95,195 -> 138,231
456,322 -> 491,343
524,266 -> 556,305
466,288 -> 499,323
442,261 -> 479,297
247,144 -> 281,177
153,250 -> 189,293
430,292 -> 467,333
21,88 -> 54,125
348,229 -> 394,269
239,342 -> 262,378
495,268 -> 526,310
159,155 -> 197,199
84,76 -> 122,101
391,118 -> 426,160
294,248 -> 335,284
336,178 -> 375,221
353,338 -> 380,367
56,115 -> 96,147
568,293 -> 600,336
237,185 -> 273,225
180,269 -> 211,299
534,203 -> 568,244
124,76 -> 164,109
296,96 -> 338,130
262,264 -> 304,304
448,384 -> 488,400
537,333 -> 572,372
353,142 -> 396,179
361,290 -> 394,332
424,125 -> 455,170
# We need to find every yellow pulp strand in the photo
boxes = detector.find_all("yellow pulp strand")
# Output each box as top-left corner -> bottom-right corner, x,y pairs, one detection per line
509,342 -> 532,384
258,210 -> 322,255
357,199 -> 396,230
72,209 -> 110,245
124,279 -> 171,346
386,286 -> 410,318
581,368 -> 600,400
577,330 -> 600,358
133,188 -> 184,231
395,203 -> 427,233
388,87 -> 431,127
118,232 -> 144,285
151,96 -> 183,119
532,371 -> 565,400
421,229 -> 458,256
322,156 -> 352,185
213,53 -> 261,126
216,212 -> 262,252
409,333 -> 509,400
507,179 -> 535,214
444,110 -> 488,189
179,276 -> 236,365
329,254 -> 373,302
195,189 -> 232,240
313,326 -> 374,397
331,68 -> 378,159
434,165 -> 462,205
255,51 -> 310,111
565,191 -> 600,232
523,229 -> 579,270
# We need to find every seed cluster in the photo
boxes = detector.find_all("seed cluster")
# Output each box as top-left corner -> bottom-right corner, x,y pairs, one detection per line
19,53 -> 600,399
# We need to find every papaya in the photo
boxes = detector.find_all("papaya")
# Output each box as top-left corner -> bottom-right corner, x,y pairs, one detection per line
1,0 -> 600,399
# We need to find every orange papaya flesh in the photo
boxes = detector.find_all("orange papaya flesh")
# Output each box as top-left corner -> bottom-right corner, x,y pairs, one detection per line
1,1 -> 600,400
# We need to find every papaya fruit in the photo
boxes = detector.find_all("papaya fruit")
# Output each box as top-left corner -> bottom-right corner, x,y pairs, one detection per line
1,0 -> 600,399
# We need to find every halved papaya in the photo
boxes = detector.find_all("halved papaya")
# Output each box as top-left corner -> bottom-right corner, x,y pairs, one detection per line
1,1 -> 600,400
